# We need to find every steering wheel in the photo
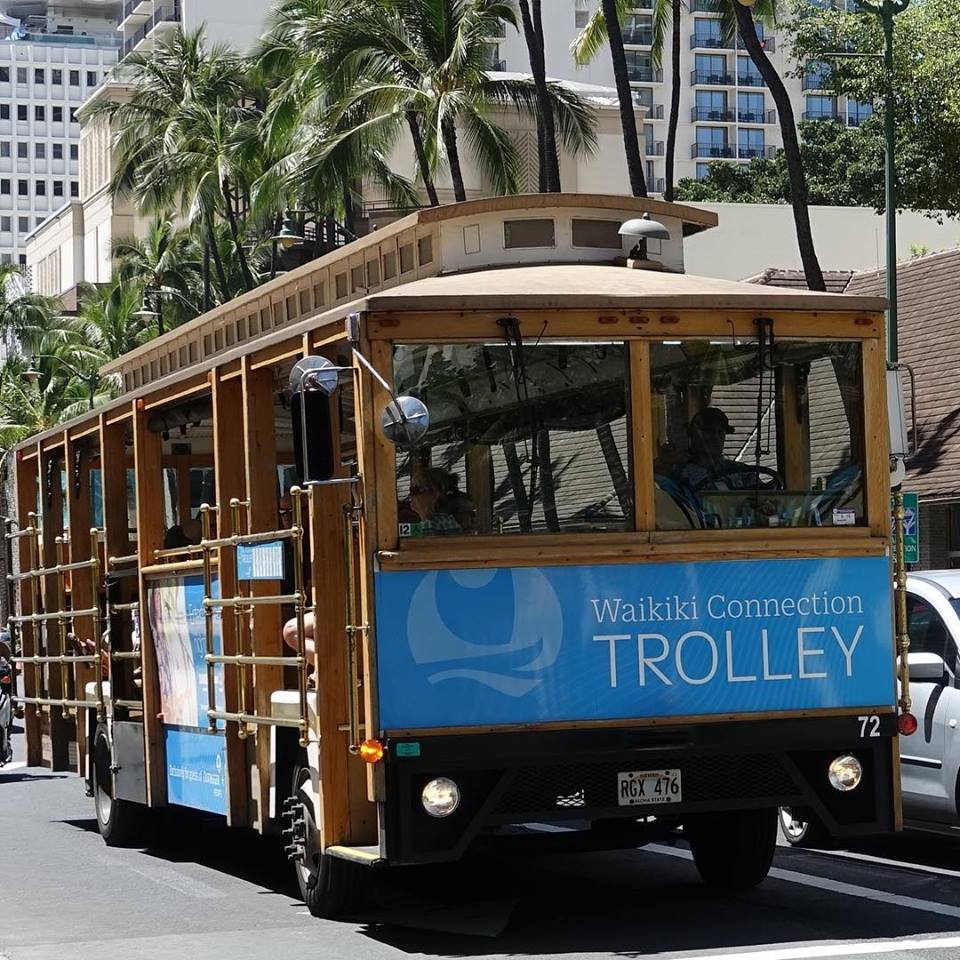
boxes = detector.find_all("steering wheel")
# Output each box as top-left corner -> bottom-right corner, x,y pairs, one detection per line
692,464 -> 784,493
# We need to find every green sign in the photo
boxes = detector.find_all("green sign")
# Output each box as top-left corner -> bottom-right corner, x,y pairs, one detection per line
890,492 -> 919,565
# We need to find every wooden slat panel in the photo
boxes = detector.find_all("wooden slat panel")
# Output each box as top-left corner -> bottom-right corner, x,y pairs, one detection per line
241,357 -> 281,832
212,371 -> 250,828
367,310 -> 884,342
370,340 -> 397,553
133,400 -> 167,806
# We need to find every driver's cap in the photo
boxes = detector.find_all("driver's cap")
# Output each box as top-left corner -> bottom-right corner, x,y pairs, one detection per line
690,407 -> 735,435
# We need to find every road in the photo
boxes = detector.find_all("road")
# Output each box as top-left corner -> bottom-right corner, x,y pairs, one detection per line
7,724 -> 960,960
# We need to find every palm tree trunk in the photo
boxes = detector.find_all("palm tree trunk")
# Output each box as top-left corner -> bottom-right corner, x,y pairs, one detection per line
664,0 -> 681,201
203,240 -> 211,311
601,0 -> 648,197
518,0 -> 561,192
733,3 -> 825,292
441,116 -> 467,203
205,215 -> 229,301
221,177 -> 255,292
342,186 -> 356,237
407,112 -> 440,206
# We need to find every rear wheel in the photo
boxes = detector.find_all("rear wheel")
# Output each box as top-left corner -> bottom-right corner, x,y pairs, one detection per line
287,756 -> 368,919
685,808 -> 777,889
92,725 -> 149,847
778,807 -> 831,848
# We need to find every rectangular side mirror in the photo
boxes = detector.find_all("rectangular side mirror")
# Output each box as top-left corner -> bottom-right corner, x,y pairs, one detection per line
292,390 -> 335,484
905,651 -> 947,682
887,367 -> 909,460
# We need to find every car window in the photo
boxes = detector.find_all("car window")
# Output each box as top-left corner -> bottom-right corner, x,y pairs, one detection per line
907,595 -> 955,668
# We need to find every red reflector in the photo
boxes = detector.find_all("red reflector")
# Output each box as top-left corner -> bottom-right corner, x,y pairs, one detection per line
898,712 -> 918,736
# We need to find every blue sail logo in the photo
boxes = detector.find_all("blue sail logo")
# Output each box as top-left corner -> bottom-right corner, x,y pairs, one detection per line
406,569 -> 563,696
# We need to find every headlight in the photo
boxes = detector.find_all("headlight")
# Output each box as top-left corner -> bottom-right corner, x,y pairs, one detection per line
828,754 -> 863,792
421,777 -> 460,817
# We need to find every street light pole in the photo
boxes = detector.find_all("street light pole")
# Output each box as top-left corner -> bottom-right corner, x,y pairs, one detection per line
25,355 -> 99,410
862,0 -> 910,363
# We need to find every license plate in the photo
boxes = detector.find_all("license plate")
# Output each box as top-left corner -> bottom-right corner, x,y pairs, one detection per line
617,768 -> 682,806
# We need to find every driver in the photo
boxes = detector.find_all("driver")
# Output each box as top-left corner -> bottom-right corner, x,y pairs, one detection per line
679,407 -> 753,491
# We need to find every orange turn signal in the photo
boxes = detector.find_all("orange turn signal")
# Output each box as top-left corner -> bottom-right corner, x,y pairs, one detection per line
358,739 -> 385,764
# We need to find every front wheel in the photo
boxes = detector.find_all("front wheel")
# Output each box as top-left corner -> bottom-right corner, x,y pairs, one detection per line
92,725 -> 149,847
287,756 -> 369,919
685,808 -> 777,889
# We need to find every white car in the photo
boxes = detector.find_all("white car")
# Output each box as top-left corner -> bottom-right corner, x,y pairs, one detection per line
781,569 -> 960,846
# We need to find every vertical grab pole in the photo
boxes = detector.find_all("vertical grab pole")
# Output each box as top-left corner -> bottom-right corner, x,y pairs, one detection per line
894,490 -> 911,714
26,515 -> 41,706
291,486 -> 308,748
343,501 -> 360,750
200,503 -> 217,733
55,536 -> 69,716
230,498 -> 248,740
90,528 -> 105,724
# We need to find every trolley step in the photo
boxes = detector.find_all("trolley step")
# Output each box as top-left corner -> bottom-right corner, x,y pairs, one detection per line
324,844 -> 383,867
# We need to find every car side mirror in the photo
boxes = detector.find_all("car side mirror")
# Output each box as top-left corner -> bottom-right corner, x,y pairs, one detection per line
906,651 -> 947,683
381,396 -> 430,446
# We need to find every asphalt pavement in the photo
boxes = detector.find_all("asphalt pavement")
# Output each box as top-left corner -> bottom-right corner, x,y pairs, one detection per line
7,724 -> 960,960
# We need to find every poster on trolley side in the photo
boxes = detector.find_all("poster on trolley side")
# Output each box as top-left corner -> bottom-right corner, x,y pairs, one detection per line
147,573 -> 226,815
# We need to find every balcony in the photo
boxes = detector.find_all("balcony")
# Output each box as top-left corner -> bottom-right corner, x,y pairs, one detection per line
123,3 -> 181,56
847,112 -> 872,127
691,70 -> 733,86
802,73 -> 828,91
486,21 -> 506,38
639,103 -> 665,119
623,27 -> 653,46
737,73 -> 765,88
690,33 -> 727,50
690,0 -> 721,11
20,31 -> 122,48
627,66 -> 663,83
691,143 -> 734,159
738,108 -> 777,124
654,177 -> 666,194
645,140 -> 665,156
692,107 -> 734,122
121,0 -> 151,22
737,144 -> 777,160
802,110 -> 840,122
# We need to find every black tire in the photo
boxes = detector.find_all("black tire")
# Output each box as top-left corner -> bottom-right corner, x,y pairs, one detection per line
685,808 -> 777,889
290,757 -> 368,919
92,725 -> 149,847
778,807 -> 831,848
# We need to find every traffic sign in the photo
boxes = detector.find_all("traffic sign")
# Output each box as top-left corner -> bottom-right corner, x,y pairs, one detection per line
890,492 -> 919,564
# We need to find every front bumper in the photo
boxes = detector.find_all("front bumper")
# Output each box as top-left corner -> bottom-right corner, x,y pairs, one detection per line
381,713 -> 897,864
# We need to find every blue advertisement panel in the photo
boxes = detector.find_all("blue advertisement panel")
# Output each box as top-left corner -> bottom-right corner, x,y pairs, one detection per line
164,727 -> 227,814
147,574 -> 226,815
374,556 -> 895,730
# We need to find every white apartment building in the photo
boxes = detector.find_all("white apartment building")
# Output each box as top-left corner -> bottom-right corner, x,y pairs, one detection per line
0,0 -> 120,270
492,0 -> 873,191
27,0 -> 268,300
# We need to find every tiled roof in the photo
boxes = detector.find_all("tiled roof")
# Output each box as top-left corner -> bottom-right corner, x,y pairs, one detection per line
750,250 -> 960,500
744,268 -> 856,294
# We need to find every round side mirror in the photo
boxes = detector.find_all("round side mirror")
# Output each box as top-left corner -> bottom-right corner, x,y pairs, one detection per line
381,396 -> 430,446
289,356 -> 339,397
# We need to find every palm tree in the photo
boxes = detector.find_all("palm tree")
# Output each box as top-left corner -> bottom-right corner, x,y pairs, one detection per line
516,0 -> 560,191
730,0 -> 824,290
88,28 -> 255,298
574,0 -> 672,198
68,281 -> 158,367
0,263 -> 61,357
297,0 -> 596,203
112,218 -> 203,332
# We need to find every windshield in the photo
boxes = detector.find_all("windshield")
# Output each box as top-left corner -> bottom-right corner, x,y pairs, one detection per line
392,341 -> 632,537
651,338 -> 864,530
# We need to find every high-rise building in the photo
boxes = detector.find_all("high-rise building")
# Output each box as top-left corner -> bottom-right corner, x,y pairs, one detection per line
0,0 -> 120,271
491,0 -> 873,191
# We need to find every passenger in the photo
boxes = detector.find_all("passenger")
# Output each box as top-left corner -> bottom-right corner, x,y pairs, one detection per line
678,407 -> 750,491
282,611 -> 315,664
279,492 -> 316,671
444,473 -> 477,533
409,467 -> 461,535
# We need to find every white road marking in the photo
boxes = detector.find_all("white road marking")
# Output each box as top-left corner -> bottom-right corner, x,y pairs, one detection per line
804,845 -> 960,881
671,934 -> 960,960
650,844 -> 960,919
121,863 -> 227,900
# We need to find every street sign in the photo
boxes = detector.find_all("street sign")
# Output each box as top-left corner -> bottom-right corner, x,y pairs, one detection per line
890,492 -> 919,564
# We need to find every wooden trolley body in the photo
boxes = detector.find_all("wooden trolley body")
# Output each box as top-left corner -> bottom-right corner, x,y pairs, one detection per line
5,196 -> 899,907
